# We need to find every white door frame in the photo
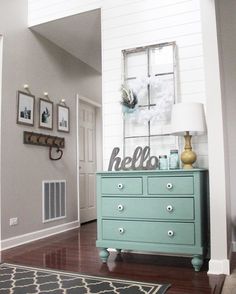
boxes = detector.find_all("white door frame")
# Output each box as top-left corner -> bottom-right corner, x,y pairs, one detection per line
0,35 -> 3,253
76,94 -> 102,224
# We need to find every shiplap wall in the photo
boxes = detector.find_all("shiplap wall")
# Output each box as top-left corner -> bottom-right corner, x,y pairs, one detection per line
102,0 -> 208,169
28,0 -> 208,169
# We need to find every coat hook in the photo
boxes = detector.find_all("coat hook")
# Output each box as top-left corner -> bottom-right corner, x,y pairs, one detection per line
37,134 -> 43,143
45,136 -> 50,144
59,139 -> 64,148
49,147 -> 63,161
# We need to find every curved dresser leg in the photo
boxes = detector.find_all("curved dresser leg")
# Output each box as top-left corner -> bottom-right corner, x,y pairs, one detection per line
99,248 -> 110,263
191,255 -> 203,272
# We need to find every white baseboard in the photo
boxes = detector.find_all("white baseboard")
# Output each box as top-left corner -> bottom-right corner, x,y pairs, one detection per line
1,221 -> 80,250
208,259 -> 230,275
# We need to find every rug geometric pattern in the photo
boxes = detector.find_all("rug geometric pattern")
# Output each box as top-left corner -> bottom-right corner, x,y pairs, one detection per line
0,263 -> 170,294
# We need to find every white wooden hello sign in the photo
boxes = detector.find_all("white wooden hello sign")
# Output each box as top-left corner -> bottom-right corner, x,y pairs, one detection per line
108,146 -> 158,171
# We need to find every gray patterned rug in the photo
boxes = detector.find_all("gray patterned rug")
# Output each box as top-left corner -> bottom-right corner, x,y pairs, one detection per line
0,263 -> 170,293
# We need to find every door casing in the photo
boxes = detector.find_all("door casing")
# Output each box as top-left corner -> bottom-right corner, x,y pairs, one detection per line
76,94 -> 102,224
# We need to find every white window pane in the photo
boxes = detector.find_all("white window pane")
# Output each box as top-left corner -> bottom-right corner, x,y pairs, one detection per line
124,111 -> 149,137
125,50 -> 147,78
150,136 -> 178,158
150,45 -> 174,75
125,137 -> 149,158
150,74 -> 175,126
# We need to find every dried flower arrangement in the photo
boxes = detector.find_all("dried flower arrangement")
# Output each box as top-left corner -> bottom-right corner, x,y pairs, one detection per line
120,85 -> 138,109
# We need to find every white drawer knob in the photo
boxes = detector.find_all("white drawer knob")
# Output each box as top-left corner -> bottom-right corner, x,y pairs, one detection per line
167,230 -> 174,237
166,183 -> 173,189
118,227 -> 125,234
118,204 -> 124,211
117,183 -> 124,190
166,205 -> 173,212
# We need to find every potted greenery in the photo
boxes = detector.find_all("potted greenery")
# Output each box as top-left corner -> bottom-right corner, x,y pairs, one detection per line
120,85 -> 138,113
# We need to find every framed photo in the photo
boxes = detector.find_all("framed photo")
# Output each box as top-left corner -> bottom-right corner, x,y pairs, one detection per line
17,91 -> 35,126
39,98 -> 53,130
57,104 -> 70,133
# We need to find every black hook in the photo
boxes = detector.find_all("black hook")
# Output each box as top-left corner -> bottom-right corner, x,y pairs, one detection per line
49,147 -> 63,160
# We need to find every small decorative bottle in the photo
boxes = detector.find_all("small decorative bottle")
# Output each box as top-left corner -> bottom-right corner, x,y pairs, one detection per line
169,149 -> 180,169
159,155 -> 168,170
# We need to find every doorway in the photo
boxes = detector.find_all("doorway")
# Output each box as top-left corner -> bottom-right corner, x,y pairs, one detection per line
77,96 -> 102,224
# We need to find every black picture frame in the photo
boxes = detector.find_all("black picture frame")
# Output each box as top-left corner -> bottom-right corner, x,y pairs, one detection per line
57,104 -> 70,133
17,91 -> 35,126
39,98 -> 53,130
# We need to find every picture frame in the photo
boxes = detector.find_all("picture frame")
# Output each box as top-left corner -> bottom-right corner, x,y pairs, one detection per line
39,98 -> 53,130
17,91 -> 35,126
57,104 -> 70,133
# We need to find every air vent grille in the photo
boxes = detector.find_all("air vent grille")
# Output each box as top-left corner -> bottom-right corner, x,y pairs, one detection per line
43,180 -> 66,222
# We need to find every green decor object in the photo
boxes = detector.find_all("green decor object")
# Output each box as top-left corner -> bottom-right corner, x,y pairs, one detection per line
120,84 -> 138,111
159,155 -> 168,170
0,263 -> 171,294
96,169 -> 208,272
169,149 -> 180,169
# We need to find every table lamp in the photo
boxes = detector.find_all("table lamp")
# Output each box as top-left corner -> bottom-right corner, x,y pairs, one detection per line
171,102 -> 206,169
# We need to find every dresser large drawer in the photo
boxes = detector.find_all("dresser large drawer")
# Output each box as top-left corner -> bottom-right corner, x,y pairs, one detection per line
101,177 -> 143,195
148,176 -> 194,195
102,197 -> 194,220
102,220 -> 195,245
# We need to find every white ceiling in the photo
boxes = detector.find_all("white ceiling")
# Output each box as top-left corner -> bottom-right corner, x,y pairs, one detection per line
31,9 -> 101,73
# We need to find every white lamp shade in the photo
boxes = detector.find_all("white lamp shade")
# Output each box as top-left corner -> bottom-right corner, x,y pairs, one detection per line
171,102 -> 207,135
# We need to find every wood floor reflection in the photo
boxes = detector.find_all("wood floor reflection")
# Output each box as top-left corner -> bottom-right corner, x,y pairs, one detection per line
1,221 -> 227,294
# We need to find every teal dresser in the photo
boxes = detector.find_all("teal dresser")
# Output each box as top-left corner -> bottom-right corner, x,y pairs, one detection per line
96,169 -> 208,271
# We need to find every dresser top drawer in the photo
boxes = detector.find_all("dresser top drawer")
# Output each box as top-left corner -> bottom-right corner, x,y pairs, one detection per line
148,176 -> 194,195
101,177 -> 143,195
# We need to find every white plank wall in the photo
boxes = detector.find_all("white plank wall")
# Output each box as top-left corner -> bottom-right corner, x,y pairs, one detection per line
102,0 -> 207,169
28,0 -> 208,169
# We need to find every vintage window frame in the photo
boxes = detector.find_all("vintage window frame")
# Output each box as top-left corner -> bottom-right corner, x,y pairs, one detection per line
122,42 -> 178,156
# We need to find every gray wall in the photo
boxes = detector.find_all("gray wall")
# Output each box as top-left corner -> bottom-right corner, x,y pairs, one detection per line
0,0 -> 101,239
216,0 -> 236,243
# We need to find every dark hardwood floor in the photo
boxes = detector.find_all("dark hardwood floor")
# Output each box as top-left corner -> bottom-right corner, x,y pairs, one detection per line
1,221 -> 230,293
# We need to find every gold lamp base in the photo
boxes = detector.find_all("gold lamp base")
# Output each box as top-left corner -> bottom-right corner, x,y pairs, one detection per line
181,131 -> 197,169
